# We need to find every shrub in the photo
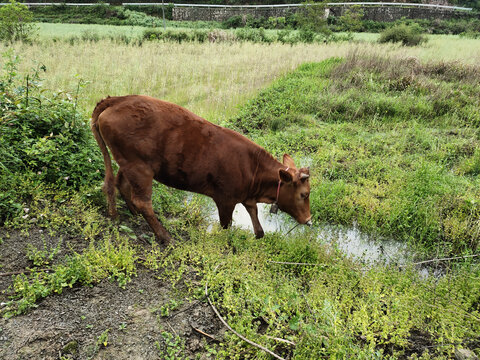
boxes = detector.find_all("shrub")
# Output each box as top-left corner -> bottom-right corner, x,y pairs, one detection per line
143,28 -> 208,43
0,51 -> 103,223
295,0 -> 331,36
0,0 -> 37,42
222,15 -> 243,29
338,5 -> 364,32
378,23 -> 427,46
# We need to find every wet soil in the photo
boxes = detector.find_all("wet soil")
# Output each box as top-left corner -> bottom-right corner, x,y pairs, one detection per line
0,229 -> 223,360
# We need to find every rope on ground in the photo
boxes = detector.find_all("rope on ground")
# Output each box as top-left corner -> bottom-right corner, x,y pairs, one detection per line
268,260 -> 327,267
398,253 -> 480,268
205,264 -> 287,360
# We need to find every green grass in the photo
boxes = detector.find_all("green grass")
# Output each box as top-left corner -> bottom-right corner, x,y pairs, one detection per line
228,54 -> 480,255
1,30 -> 480,359
36,22 -> 147,40
4,185 -> 479,359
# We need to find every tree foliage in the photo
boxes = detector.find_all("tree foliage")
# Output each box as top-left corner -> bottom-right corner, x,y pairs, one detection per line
0,0 -> 37,42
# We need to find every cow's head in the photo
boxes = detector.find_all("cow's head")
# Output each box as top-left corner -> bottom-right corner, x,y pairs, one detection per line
277,154 -> 312,226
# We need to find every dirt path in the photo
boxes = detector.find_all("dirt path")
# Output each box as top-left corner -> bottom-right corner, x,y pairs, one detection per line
0,230 -> 223,359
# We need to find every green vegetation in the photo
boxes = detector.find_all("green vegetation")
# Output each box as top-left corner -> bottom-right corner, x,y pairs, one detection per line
154,226 -> 480,359
23,2 -> 480,38
379,23 -> 427,46
31,3 -> 173,26
1,27 -> 480,359
17,0 -> 480,10
0,0 -> 37,42
0,50 -> 102,222
228,55 -> 480,255
143,26 -> 351,44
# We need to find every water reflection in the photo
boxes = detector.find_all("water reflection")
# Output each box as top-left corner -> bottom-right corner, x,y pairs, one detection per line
209,202 -> 413,265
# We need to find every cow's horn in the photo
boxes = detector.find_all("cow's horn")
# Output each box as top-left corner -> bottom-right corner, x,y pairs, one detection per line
300,173 -> 309,180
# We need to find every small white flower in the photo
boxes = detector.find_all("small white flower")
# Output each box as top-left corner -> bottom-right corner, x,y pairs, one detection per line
22,214 -> 28,219
88,158 -> 92,163
37,171 -> 42,175
64,176 -> 69,181
24,208 -> 30,213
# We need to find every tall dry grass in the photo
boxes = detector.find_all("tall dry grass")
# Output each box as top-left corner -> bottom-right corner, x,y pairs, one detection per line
3,41 -> 352,121
3,34 -> 480,122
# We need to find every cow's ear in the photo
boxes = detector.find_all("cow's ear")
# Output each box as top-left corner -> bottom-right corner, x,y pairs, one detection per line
283,154 -> 296,168
279,169 -> 293,184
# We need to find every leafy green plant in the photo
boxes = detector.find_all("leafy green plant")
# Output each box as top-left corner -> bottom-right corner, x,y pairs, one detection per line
156,331 -> 186,360
4,235 -> 137,316
0,0 -> 37,42
0,51 -> 103,223
96,329 -> 109,348
159,299 -> 181,317
26,239 -> 62,267
296,1 -> 331,37
338,5 -> 364,32
222,15 -> 244,29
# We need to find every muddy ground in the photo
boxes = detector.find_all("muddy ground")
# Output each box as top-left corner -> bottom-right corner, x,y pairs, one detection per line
0,229 -> 223,360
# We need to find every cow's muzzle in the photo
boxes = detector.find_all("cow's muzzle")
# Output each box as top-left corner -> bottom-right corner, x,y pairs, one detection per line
305,216 -> 312,227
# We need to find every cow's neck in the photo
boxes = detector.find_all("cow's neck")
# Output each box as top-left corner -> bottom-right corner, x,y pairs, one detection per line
250,150 -> 286,204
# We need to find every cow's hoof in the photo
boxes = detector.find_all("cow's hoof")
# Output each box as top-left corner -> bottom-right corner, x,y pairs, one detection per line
255,230 -> 265,239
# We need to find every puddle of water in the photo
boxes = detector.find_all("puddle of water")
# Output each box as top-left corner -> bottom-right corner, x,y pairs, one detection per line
315,224 -> 412,265
207,202 -> 412,265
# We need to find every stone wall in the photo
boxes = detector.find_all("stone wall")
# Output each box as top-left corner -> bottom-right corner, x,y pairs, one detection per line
173,7 -> 295,22
329,5 -> 472,21
172,5 -> 472,22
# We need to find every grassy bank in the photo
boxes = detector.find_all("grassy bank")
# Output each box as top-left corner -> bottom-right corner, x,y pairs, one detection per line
228,54 -> 480,255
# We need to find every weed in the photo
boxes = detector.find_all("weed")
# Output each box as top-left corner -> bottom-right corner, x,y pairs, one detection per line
96,328 -> 109,348
156,331 -> 186,360
160,299 -> 181,317
26,238 -> 62,267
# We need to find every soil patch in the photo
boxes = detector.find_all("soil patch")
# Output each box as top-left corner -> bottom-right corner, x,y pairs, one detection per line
0,229 -> 223,359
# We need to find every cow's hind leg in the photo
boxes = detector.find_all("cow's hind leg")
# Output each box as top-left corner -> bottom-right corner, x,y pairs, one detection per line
116,169 -> 138,215
242,201 -> 264,239
215,200 -> 235,229
103,169 -> 117,219
122,166 -> 172,245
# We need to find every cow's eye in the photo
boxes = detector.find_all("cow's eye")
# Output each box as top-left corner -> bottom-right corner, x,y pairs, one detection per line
301,192 -> 309,199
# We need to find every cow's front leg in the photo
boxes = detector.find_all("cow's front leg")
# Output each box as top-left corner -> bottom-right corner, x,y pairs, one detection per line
215,200 -> 235,229
242,201 -> 264,239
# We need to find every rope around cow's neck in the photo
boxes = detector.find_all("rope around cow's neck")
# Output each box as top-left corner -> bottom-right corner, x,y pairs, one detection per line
271,167 -> 304,235
285,222 -> 301,236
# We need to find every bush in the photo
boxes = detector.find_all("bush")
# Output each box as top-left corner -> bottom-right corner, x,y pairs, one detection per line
0,0 -> 37,42
378,23 -> 427,46
222,15 -> 243,29
235,27 -> 274,43
0,51 -> 103,223
143,28 -> 208,43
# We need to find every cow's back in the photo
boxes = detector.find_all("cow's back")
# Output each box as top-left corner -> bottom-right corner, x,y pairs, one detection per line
96,95 -> 259,200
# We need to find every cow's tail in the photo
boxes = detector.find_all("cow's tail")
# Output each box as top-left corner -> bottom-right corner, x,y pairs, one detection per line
91,96 -> 117,217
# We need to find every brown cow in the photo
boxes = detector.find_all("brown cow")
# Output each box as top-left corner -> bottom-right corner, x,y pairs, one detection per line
91,95 -> 311,244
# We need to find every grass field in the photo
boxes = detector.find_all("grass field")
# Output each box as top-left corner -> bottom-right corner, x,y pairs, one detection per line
5,26 -> 480,120
1,26 -> 480,359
